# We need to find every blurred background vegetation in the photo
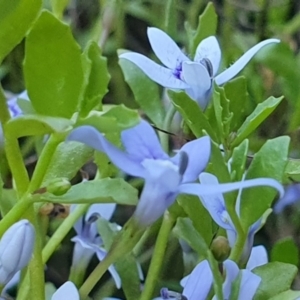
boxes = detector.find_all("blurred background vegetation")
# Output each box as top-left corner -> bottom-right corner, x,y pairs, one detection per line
3,0 -> 300,298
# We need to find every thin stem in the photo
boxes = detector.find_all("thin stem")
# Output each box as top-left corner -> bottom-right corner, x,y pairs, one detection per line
160,104 -> 176,153
42,204 -> 90,263
207,250 -> 224,300
0,85 -> 11,124
27,133 -> 64,193
4,136 -> 30,197
140,212 -> 175,300
79,250 -> 118,299
0,196 -> 34,237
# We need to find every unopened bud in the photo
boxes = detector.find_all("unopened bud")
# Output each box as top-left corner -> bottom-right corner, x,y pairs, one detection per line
0,220 -> 35,285
210,236 -> 231,262
52,281 -> 79,300
47,178 -> 71,196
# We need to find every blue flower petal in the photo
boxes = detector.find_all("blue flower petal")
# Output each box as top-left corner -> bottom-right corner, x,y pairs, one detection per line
238,269 -> 261,300
121,120 -> 168,161
147,27 -> 190,69
274,183 -> 300,213
247,245 -> 268,271
194,36 -> 222,76
51,281 -> 79,300
182,260 -> 213,300
86,204 -> 116,221
179,177 -> 284,198
133,160 -> 181,227
215,39 -> 280,85
67,126 -> 146,178
119,52 -> 189,89
171,136 -> 211,183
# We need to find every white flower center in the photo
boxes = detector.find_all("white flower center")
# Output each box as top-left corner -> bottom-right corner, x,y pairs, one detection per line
141,159 -> 181,192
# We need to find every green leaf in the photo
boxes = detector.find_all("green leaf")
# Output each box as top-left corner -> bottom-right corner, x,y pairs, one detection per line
269,290 -> 300,300
253,262 -> 298,300
230,139 -> 249,182
118,57 -> 165,127
177,194 -> 213,245
164,0 -> 177,38
224,76 -> 248,131
42,141 -> 93,184
169,90 -> 218,141
173,217 -> 208,256
40,178 -> 138,205
271,237 -> 299,266
102,105 -> 140,129
24,10 -> 84,118
4,114 -> 72,138
284,159 -> 300,182
115,255 -> 141,300
206,141 -> 230,183
232,96 -> 283,147
212,87 -> 225,140
51,0 -> 70,19
185,2 -> 218,55
240,136 -> 290,228
0,0 -> 42,63
80,41 -> 110,116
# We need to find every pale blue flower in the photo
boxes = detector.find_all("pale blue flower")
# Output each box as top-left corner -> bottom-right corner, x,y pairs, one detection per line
274,183 -> 300,213
71,203 -> 121,288
247,245 -> 268,271
185,172 -> 282,261
0,220 -> 35,285
7,90 -> 29,118
160,259 -> 261,300
120,27 -> 279,109
67,119 -> 211,227
51,281 -> 79,300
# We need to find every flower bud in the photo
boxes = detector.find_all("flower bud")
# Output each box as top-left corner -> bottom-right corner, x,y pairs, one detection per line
0,220 -> 35,285
210,236 -> 231,262
46,178 -> 71,196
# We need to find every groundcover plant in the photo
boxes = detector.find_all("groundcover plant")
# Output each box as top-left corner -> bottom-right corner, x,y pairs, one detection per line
0,1 -> 300,299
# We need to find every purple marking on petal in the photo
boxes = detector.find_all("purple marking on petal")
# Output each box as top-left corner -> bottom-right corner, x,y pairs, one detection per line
119,52 -> 189,89
147,27 -> 190,70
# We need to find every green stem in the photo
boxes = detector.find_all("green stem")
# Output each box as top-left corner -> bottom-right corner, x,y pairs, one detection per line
4,136 -> 30,197
229,229 -> 247,262
0,85 -> 11,124
0,196 -> 33,237
42,204 -> 90,263
160,104 -> 176,153
207,251 -> 224,300
27,133 -> 64,193
79,245 -> 122,299
140,212 -> 175,300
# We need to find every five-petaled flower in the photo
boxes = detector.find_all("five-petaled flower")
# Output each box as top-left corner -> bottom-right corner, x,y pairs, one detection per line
161,247 -> 265,300
189,172 -> 282,262
71,203 -> 121,288
119,27 -> 279,109
67,119 -> 211,227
